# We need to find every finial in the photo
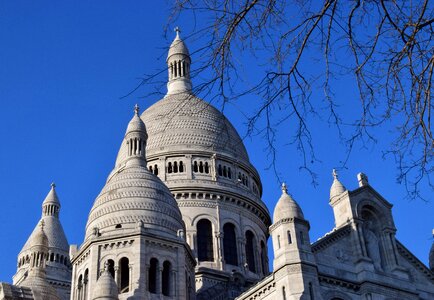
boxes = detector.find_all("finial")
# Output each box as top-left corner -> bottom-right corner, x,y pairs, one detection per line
51,182 -> 56,189
134,104 -> 140,116
174,26 -> 181,38
332,169 -> 338,180
281,182 -> 288,194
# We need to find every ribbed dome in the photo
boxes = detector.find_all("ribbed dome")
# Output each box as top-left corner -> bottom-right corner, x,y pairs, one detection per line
273,183 -> 304,223
167,31 -> 190,60
85,163 -> 184,240
129,93 -> 249,161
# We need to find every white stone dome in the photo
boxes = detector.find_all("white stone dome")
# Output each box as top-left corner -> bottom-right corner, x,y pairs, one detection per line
92,268 -> 119,300
273,184 -> 304,223
85,163 -> 184,240
137,93 -> 249,161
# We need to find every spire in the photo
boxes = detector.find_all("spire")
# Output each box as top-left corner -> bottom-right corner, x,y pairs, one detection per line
42,182 -> 60,217
166,27 -> 192,95
124,104 -> 148,167
273,182 -> 304,223
330,169 -> 346,200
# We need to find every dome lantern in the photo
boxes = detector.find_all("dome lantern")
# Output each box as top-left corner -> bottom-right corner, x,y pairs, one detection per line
166,27 -> 192,95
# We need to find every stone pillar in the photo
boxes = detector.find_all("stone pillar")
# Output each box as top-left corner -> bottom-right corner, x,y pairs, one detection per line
238,237 -> 246,270
216,232 -> 224,269
186,155 -> 193,179
160,157 -> 166,181
114,266 -> 119,289
211,154 -> 217,181
128,263 -> 133,292
157,265 -> 162,294
172,270 -> 177,297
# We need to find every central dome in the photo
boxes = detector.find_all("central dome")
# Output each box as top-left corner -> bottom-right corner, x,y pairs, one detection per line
140,93 -> 249,161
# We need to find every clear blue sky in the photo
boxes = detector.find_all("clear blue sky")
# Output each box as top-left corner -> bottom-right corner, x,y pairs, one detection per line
0,1 -> 432,282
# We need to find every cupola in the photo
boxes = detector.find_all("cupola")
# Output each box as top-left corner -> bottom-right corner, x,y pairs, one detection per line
330,169 -> 346,200
166,27 -> 192,95
124,104 -> 148,167
273,183 -> 304,223
42,183 -> 60,217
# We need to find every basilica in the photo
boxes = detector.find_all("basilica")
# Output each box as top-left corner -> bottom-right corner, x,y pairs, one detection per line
0,31 -> 433,300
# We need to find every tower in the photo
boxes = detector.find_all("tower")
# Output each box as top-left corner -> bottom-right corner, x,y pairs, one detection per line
329,171 -> 408,277
269,183 -> 321,300
133,29 -> 271,298
70,105 -> 196,300
17,221 -> 60,300
13,184 -> 71,300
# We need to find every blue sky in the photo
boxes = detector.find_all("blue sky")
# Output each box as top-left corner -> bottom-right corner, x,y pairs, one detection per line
0,1 -> 432,282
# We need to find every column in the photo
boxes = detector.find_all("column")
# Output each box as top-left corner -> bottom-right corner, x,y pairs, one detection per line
128,263 -> 133,292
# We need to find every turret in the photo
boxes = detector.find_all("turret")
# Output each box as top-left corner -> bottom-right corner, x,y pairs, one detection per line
270,183 -> 314,271
330,169 -> 346,201
124,104 -> 148,167
13,183 -> 71,300
269,183 -> 322,300
19,221 -> 60,300
166,27 -> 192,95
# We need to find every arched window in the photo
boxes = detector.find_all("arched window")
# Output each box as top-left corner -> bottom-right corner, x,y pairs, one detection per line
149,165 -> 153,172
223,223 -> 238,266
228,167 -> 232,179
287,231 -> 292,244
173,161 -> 178,173
223,166 -> 227,177
245,230 -> 256,272
218,165 -> 222,176
56,254 -> 59,262
197,219 -> 214,262
193,161 -> 198,172
77,274 -> 83,300
162,261 -> 171,296
204,162 -> 209,174
148,258 -> 158,294
168,162 -> 173,173
282,286 -> 287,300
154,164 -> 159,175
179,161 -> 184,172
119,257 -> 130,293
199,161 -> 204,173
83,269 -> 89,300
50,253 -> 54,262
260,241 -> 267,275
107,259 -> 115,278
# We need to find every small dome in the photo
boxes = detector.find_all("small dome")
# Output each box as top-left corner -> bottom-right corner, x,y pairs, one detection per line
125,104 -> 147,135
273,183 -> 304,223
92,267 -> 119,300
42,183 -> 60,207
330,169 -> 346,200
167,28 -> 190,60
85,164 -> 184,240
86,109 -> 184,241
30,221 -> 49,248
